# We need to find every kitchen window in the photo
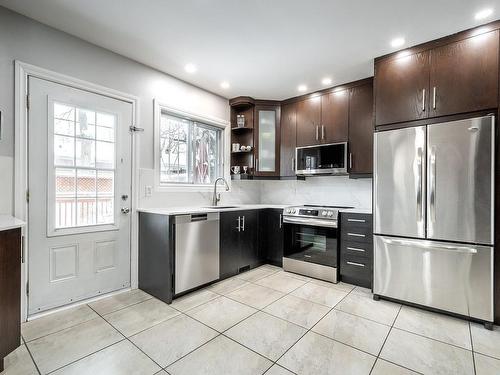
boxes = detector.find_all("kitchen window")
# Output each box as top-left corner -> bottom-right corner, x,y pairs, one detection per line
157,110 -> 224,187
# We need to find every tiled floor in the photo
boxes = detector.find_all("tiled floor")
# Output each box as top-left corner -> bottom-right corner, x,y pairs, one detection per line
4,264 -> 500,374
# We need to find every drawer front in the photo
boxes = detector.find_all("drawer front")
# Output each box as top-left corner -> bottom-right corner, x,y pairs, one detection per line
341,213 -> 372,229
340,241 -> 373,260
340,254 -> 372,281
341,227 -> 373,243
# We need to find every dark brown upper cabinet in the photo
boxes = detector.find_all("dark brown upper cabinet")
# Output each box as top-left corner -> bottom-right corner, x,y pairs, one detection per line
349,81 -> 374,175
254,104 -> 281,177
320,89 -> 349,143
429,30 -> 499,117
296,96 -> 321,147
280,102 -> 297,177
375,51 -> 430,126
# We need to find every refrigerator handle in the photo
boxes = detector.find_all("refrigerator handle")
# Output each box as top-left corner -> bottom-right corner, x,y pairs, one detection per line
381,237 -> 477,254
429,146 -> 437,225
416,147 -> 424,224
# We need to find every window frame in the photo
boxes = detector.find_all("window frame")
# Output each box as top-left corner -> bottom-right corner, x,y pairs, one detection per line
153,100 -> 230,192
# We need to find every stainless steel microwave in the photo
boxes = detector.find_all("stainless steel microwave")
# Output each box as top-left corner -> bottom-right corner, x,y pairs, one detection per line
295,142 -> 348,176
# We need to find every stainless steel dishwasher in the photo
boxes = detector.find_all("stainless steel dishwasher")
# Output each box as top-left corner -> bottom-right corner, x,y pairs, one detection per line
175,212 -> 220,294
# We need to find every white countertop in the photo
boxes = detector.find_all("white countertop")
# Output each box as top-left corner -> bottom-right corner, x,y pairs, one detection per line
0,215 -> 26,231
138,204 -> 371,216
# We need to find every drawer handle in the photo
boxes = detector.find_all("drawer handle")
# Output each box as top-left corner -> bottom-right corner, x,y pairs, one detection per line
347,232 -> 366,237
347,246 -> 365,252
347,261 -> 365,268
347,218 -> 366,223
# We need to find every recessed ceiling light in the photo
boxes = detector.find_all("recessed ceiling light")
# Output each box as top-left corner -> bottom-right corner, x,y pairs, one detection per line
184,63 -> 197,73
475,8 -> 493,20
298,84 -> 307,92
322,77 -> 332,86
391,37 -> 406,48
220,81 -> 230,89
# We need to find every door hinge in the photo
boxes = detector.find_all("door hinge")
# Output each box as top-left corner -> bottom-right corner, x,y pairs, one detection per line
129,125 -> 144,133
26,282 -> 29,296
26,190 -> 30,203
26,95 -> 30,110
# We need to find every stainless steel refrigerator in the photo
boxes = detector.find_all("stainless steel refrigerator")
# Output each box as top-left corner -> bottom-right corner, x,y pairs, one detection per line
373,115 -> 495,324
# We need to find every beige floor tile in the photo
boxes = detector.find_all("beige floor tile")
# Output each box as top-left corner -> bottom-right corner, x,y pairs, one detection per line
371,359 -> 419,375
22,304 -> 98,342
88,289 -> 152,315
171,289 -> 219,312
130,314 -> 218,368
226,311 -> 306,361
264,365 -> 295,375
394,305 -> 471,349
351,286 -> 372,296
471,323 -> 500,359
263,294 -> 330,329
255,272 -> 307,293
50,340 -> 160,375
312,309 -> 390,355
474,352 -> 500,375
236,267 -> 279,282
380,328 -> 474,375
227,283 -> 285,309
207,277 -> 250,295
278,270 -> 312,282
104,298 -> 180,337
27,317 -> 122,374
291,282 -> 348,307
186,296 -> 256,332
278,331 -> 375,375
309,279 -> 356,293
166,335 -> 272,375
2,345 -> 38,375
335,293 -> 400,325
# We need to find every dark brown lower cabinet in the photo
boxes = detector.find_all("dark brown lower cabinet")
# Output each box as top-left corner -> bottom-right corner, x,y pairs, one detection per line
0,228 -> 22,372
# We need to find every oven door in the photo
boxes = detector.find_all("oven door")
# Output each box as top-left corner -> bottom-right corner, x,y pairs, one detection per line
283,222 -> 338,267
296,142 -> 347,175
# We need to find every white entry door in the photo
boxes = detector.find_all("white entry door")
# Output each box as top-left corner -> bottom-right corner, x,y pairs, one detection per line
28,76 -> 133,315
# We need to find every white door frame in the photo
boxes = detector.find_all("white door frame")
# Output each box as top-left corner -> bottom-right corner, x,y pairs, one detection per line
14,61 -> 141,321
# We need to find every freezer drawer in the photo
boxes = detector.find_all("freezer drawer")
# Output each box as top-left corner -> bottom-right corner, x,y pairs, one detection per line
374,235 -> 493,322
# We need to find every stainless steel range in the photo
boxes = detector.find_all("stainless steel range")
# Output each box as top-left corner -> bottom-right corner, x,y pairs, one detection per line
282,205 -> 352,283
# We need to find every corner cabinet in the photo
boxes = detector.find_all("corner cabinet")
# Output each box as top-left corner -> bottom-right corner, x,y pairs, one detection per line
254,104 -> 281,177
280,102 -> 297,177
375,29 -> 499,126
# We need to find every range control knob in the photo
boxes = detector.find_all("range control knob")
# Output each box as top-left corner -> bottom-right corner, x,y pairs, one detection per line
327,211 -> 333,217
321,211 -> 327,216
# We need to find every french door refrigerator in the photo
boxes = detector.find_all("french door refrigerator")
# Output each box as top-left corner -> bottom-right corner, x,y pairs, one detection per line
373,115 -> 495,324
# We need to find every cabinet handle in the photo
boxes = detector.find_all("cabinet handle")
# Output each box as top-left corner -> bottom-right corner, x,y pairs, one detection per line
321,125 -> 325,140
315,125 -> 319,141
347,218 -> 365,223
432,87 -> 437,110
422,88 -> 426,112
347,232 -> 366,238
241,216 -> 245,232
349,153 -> 353,169
347,246 -> 366,253
279,214 -> 283,228
236,216 -> 241,232
347,261 -> 365,267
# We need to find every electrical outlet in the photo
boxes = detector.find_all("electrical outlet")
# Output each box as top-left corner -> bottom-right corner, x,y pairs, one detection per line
145,185 -> 153,197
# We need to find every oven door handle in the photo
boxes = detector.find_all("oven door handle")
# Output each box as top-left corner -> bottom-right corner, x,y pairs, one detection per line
282,216 -> 338,228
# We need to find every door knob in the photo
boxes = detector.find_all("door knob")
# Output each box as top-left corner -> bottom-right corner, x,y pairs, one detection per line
121,207 -> 130,214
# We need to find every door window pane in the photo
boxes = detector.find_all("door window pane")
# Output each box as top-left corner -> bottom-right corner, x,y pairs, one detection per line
52,101 -> 117,230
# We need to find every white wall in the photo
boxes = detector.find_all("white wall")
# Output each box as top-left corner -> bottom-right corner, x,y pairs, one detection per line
0,6 -> 230,214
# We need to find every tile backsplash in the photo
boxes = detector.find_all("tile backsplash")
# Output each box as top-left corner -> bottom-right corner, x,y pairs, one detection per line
139,168 -> 372,209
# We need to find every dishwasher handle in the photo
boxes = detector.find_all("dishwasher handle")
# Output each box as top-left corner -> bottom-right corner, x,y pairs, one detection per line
175,213 -> 220,224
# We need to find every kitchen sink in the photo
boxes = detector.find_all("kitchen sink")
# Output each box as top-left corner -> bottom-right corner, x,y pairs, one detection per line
203,206 -> 239,209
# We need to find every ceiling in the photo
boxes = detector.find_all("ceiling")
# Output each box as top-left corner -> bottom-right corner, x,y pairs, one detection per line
0,0 -> 497,100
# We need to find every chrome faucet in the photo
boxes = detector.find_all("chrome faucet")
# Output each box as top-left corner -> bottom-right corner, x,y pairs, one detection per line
212,177 -> 230,206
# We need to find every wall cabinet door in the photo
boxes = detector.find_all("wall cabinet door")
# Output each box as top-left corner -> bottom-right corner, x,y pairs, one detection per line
220,211 -> 242,279
296,96 -> 321,147
375,51 -> 430,125
239,210 -> 260,269
280,103 -> 297,177
255,105 -> 280,177
349,82 -> 374,175
429,30 -> 499,117
321,89 -> 349,143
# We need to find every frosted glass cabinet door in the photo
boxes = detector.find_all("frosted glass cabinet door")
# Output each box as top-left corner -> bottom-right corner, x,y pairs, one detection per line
257,109 -> 277,173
